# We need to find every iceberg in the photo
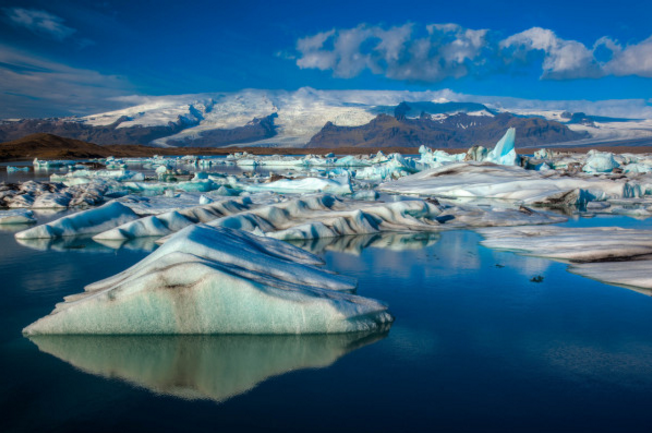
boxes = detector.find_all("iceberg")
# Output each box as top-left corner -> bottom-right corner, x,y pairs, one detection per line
0,209 -> 36,225
485,128 -> 518,166
93,198 -> 253,240
582,151 -> 620,173
478,226 -> 652,292
15,202 -> 139,239
379,162 -> 639,205
478,226 -> 652,263
239,175 -> 352,195
6,166 -> 29,173
28,331 -> 387,402
569,261 -> 652,294
204,194 -> 564,241
23,224 -> 393,335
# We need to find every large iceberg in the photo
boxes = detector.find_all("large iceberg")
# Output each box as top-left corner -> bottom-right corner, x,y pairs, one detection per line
23,224 -> 393,335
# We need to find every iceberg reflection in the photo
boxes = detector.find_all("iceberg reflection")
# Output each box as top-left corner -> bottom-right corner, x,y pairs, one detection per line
288,231 -> 440,255
17,236 -> 158,253
28,331 -> 388,402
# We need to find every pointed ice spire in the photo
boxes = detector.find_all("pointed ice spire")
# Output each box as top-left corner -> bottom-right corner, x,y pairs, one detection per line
486,128 -> 518,166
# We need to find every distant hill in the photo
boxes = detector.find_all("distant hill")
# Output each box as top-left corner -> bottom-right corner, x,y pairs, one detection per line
307,112 -> 585,148
0,133 -> 115,160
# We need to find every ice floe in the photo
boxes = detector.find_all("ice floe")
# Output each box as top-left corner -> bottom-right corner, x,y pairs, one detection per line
478,226 -> 652,292
23,224 -> 393,335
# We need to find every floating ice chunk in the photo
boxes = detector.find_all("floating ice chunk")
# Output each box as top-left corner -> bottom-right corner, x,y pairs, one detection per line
6,166 -> 29,173
485,128 -> 518,166
15,202 -> 139,239
51,169 -> 144,184
569,261 -> 652,293
624,163 -> 652,174
23,225 -> 393,335
0,209 -> 36,225
583,151 -> 620,173
478,226 -> 652,263
27,331 -> 388,402
242,175 -> 352,195
33,158 -> 75,168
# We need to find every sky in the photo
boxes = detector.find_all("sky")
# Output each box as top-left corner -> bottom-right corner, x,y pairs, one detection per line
1,0 -> 652,118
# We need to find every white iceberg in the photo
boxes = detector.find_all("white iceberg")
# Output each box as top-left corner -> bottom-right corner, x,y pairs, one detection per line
23,224 -> 393,335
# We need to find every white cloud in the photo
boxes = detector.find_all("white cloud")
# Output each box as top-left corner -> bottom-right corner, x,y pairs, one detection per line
500,27 -> 602,79
3,8 -> 76,41
295,23 -> 652,82
295,23 -> 489,82
0,45 -> 134,117
603,36 -> 652,78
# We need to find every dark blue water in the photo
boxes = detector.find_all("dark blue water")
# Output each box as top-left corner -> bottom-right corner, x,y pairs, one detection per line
2,211 -> 652,432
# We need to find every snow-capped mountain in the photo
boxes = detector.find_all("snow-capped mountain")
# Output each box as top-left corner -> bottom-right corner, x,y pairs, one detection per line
1,88 -> 651,148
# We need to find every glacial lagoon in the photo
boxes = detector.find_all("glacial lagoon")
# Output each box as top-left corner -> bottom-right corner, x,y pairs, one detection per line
3,211 -> 652,431
3,143 -> 652,431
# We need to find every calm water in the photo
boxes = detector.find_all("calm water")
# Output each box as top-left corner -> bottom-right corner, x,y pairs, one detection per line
2,213 -> 652,432
3,165 -> 652,431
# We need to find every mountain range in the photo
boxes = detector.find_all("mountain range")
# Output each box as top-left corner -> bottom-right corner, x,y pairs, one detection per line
1,88 -> 651,149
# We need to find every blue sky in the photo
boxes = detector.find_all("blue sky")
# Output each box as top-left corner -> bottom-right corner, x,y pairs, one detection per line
1,0 -> 652,117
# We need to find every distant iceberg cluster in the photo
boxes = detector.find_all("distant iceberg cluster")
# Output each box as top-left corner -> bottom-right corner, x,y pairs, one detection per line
9,128 -> 652,334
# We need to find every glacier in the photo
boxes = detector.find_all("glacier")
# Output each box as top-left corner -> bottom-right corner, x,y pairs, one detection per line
23,225 -> 393,335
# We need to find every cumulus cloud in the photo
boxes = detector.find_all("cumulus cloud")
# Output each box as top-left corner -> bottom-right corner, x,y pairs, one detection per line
500,27 -> 602,79
603,36 -> 652,78
296,23 -> 489,82
294,23 -> 652,82
0,45 -> 134,117
3,7 -> 76,41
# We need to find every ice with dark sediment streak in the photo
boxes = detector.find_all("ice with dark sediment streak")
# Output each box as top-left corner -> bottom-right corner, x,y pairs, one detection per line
27,331 -> 387,402
202,194 -> 565,242
478,226 -> 652,292
378,162 -> 641,205
23,224 -> 393,335
14,202 -> 139,240
92,197 -> 254,241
